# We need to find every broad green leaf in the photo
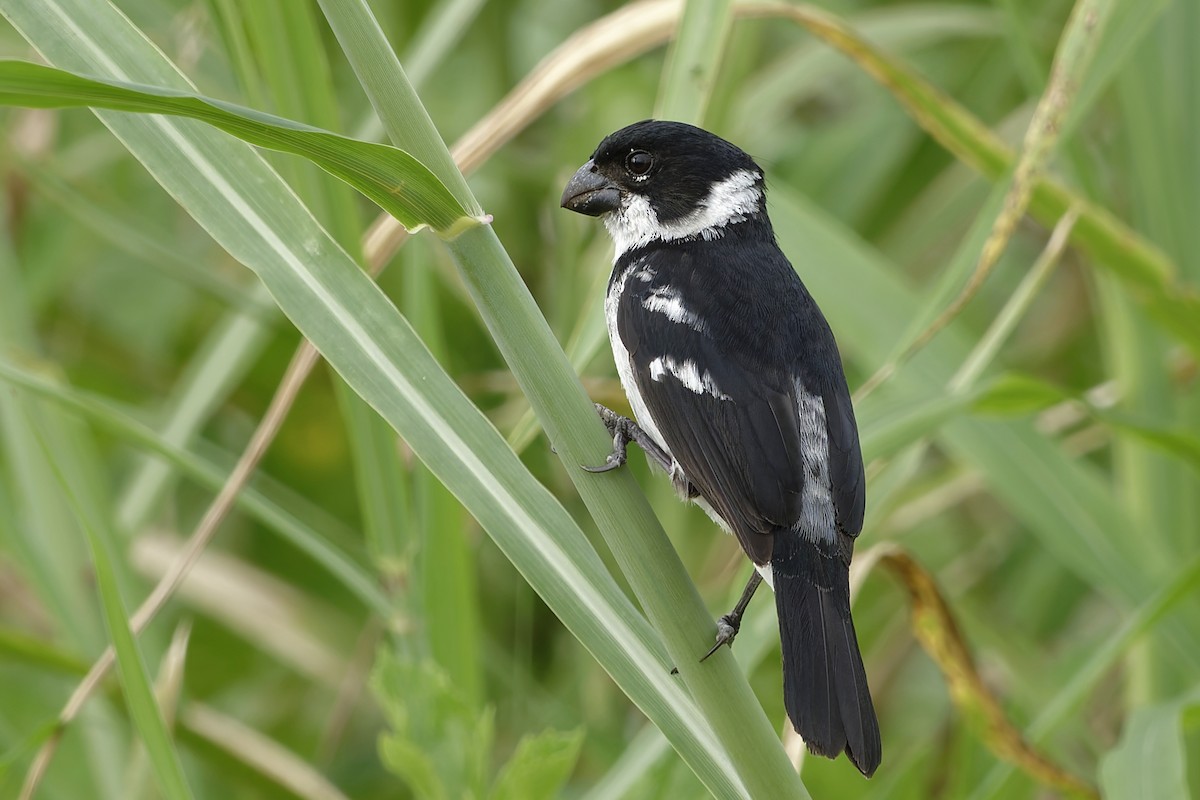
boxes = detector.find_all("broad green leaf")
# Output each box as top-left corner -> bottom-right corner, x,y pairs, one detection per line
0,60 -> 476,237
490,728 -> 585,800
312,0 -> 479,216
373,652 -> 491,800
1100,696 -> 1196,800
378,739 -> 447,800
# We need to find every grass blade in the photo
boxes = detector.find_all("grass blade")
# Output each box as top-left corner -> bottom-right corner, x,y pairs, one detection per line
656,0 -> 734,122
0,61 -> 474,236
29,418 -> 194,800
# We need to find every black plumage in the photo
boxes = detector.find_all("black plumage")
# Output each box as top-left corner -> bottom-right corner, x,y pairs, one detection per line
562,120 -> 881,777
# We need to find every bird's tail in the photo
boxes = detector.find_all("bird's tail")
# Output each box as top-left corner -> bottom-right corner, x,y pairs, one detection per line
772,531 -> 881,777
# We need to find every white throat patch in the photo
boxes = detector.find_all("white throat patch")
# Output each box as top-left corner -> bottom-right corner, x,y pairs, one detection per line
603,168 -> 763,260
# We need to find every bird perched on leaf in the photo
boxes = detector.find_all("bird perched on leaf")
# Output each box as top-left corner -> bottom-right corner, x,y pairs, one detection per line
560,120 -> 881,777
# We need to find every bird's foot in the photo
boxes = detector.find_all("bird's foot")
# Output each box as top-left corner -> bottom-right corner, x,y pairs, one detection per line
581,403 -> 674,474
666,611 -> 743,675
700,612 -> 743,662
581,405 -> 630,472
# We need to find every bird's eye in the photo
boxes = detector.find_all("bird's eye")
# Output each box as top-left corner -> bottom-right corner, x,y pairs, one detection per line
625,150 -> 653,176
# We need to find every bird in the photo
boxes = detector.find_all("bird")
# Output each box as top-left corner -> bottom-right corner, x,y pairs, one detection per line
560,119 -> 881,777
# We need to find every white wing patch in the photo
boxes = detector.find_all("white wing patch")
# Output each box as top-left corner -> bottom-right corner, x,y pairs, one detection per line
632,264 -> 657,282
648,356 -> 730,400
604,168 -> 763,259
641,285 -> 708,332
796,389 -> 836,541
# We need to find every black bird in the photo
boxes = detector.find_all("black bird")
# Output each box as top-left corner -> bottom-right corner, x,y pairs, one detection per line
560,120 -> 881,777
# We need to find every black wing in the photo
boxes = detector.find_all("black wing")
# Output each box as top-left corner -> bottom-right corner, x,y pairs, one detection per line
618,299 -> 805,565
614,246 -> 865,561
820,373 -> 865,538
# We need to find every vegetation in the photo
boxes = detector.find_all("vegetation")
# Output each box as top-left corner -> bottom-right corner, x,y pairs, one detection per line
0,0 -> 1196,798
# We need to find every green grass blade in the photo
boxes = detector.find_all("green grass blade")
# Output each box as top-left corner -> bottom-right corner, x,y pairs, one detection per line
312,0 -> 480,216
404,237 -> 483,706
0,355 -> 393,618
232,0 -> 417,623
0,627 -> 88,677
656,0 -> 734,123
235,0 -> 419,613
401,0 -> 486,90
0,60 -> 473,236
116,299 -> 276,533
239,0 -> 364,251
31,419 -> 194,800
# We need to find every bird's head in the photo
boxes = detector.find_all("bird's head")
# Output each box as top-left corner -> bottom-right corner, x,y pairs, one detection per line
560,120 -> 767,257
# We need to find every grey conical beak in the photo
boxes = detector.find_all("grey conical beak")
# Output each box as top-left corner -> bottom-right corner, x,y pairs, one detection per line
560,160 -> 620,216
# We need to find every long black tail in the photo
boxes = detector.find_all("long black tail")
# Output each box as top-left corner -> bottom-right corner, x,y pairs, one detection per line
772,531 -> 881,777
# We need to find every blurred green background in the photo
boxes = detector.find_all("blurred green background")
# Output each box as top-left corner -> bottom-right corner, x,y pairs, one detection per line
0,0 -> 1197,798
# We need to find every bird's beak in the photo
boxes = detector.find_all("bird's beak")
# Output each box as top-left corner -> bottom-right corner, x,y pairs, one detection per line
560,160 -> 620,216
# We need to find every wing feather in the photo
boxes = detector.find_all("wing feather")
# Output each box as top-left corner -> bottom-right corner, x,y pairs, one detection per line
821,379 -> 865,537
619,299 -> 803,565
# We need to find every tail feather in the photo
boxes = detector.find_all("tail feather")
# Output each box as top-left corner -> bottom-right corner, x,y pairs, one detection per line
773,532 -> 881,777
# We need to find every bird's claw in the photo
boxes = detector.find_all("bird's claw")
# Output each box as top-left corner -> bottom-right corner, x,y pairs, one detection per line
580,452 -> 625,473
700,613 -> 742,662
582,406 -> 631,473
668,613 -> 742,675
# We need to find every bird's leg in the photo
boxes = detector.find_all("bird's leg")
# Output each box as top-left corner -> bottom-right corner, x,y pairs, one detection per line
700,570 -> 764,661
669,569 -> 764,675
582,403 -> 675,474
